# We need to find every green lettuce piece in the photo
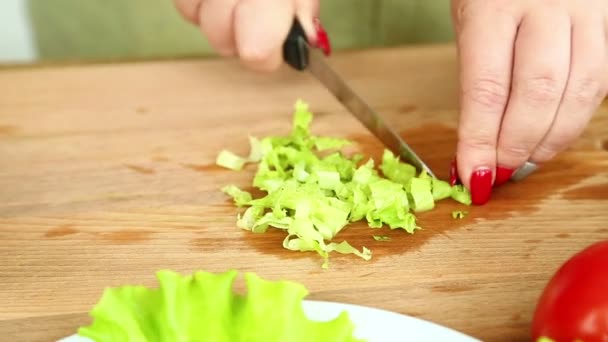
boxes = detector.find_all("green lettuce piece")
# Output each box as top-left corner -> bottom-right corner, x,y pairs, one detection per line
352,159 -> 378,184
451,184 -> 472,205
431,178 -> 452,201
372,235 -> 391,241
216,136 -> 267,171
237,206 -> 265,231
379,150 -> 416,185
365,179 -> 417,232
246,136 -> 265,162
313,137 -> 352,151
327,241 -> 372,264
409,177 -> 435,212
252,162 -> 285,192
221,185 -> 252,207
293,100 -> 313,132
78,270 -> 364,342
452,210 -> 468,219
320,152 -> 357,180
348,185 -> 371,222
216,150 -> 247,171
217,99 -> 472,267
315,170 -> 341,190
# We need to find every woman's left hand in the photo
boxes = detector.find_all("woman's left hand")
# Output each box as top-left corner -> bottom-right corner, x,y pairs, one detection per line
450,0 -> 608,205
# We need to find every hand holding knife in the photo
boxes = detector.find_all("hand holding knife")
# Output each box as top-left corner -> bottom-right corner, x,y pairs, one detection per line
282,19 -> 437,179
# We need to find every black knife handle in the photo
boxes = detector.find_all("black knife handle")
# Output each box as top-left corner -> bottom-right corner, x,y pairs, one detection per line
282,19 -> 309,71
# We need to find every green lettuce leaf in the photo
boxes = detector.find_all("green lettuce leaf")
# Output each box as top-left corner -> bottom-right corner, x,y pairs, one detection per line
78,270 -> 364,342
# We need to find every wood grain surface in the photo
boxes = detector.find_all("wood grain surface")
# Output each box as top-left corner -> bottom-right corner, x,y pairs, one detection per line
1,44 -> 607,342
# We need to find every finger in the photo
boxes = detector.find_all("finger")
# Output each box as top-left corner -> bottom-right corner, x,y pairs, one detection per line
530,12 -> 607,163
234,0 -> 296,72
454,2 -> 520,204
294,0 -> 320,42
199,0 -> 240,56
496,8 -> 571,175
174,0 -> 203,25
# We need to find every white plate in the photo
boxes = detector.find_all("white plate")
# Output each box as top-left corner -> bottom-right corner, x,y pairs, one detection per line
59,300 -> 480,342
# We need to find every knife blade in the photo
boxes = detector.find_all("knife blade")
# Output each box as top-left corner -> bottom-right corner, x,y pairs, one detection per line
283,20 -> 436,178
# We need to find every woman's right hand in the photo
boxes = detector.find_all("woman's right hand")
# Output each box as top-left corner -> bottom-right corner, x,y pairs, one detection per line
174,0 -> 322,72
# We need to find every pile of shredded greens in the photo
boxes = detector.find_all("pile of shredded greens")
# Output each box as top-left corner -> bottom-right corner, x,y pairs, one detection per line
78,270 -> 363,342
217,100 -> 471,268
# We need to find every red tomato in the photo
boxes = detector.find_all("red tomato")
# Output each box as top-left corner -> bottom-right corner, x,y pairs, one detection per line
531,240 -> 608,342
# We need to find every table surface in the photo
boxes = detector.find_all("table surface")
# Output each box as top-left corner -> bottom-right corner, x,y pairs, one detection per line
1,44 -> 607,342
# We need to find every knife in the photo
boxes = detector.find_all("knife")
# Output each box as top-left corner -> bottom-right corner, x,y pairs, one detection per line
282,20 -> 436,178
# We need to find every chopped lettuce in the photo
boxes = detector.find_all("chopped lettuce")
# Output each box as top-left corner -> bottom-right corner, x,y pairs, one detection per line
314,137 -> 352,151
221,185 -> 252,207
216,150 -> 247,171
431,178 -> 452,201
246,136 -> 265,162
452,210 -> 468,219
78,270 -> 364,342
217,100 -> 472,267
365,179 -> 417,232
451,184 -> 472,205
380,150 -> 416,185
409,177 -> 434,212
372,235 -> 391,242
216,136 -> 265,171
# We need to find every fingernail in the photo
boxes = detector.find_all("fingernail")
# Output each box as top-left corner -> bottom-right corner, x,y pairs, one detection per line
313,18 -> 331,56
449,157 -> 461,186
470,168 -> 493,205
494,166 -> 514,187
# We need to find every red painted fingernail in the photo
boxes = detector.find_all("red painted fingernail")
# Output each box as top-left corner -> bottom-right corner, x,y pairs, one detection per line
470,168 -> 493,205
494,166 -> 514,187
449,157 -> 461,186
313,18 -> 331,56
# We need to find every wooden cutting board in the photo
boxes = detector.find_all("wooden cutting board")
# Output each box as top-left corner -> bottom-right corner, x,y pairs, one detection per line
0,44 -> 607,342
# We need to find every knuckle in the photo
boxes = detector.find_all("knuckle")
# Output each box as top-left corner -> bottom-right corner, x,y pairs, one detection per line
567,77 -> 602,105
531,143 -> 562,163
499,142 -> 533,162
518,73 -> 564,104
550,124 -> 586,149
458,130 -> 497,152
464,77 -> 510,111
536,110 -> 594,163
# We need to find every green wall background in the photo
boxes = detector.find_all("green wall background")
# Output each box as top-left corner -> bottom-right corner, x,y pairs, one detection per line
28,0 -> 454,61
